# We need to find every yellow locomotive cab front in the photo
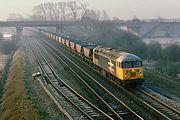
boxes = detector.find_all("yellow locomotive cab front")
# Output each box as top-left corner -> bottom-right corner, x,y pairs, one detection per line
122,67 -> 143,80
116,59 -> 144,86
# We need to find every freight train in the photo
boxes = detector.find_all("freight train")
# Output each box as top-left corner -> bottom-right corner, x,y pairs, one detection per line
36,29 -> 144,87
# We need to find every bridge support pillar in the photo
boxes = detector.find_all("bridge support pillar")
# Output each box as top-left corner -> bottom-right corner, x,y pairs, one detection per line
56,26 -> 64,34
16,27 -> 23,40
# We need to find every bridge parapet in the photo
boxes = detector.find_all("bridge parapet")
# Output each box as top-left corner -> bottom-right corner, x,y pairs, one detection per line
0,21 -> 81,27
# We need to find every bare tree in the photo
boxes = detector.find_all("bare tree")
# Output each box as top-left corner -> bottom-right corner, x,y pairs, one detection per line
67,1 -> 81,20
49,3 -> 60,20
33,4 -> 46,20
79,2 -> 88,19
82,9 -> 100,20
32,1 -> 110,21
43,3 -> 54,20
102,10 -> 109,20
33,2 -> 60,20
57,2 -> 67,21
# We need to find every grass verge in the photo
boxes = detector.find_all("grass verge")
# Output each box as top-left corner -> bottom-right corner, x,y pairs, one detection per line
0,53 -> 12,118
144,69 -> 180,100
1,49 -> 40,120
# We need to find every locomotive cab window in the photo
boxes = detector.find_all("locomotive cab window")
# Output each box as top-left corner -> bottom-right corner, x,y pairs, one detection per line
122,62 -> 132,68
132,61 -> 142,67
122,61 -> 142,68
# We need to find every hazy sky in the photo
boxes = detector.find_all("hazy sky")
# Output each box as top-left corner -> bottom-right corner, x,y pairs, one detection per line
1,0 -> 180,20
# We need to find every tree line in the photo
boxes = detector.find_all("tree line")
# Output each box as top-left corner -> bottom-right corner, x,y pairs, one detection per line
31,1 -> 109,21
7,1 -> 111,21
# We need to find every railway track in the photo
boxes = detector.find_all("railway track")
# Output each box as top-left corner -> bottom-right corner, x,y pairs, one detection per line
29,41 -> 112,120
35,37 -> 145,120
34,41 -> 125,120
35,38 -> 143,119
38,36 -> 180,119
133,88 -> 180,119
145,69 -> 180,84
28,43 -> 73,120
142,84 -> 180,110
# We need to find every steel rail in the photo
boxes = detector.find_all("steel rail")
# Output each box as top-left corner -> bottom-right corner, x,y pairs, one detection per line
40,37 -> 174,119
31,41 -> 113,120
136,88 -> 180,119
39,38 -> 143,120
28,43 -> 73,120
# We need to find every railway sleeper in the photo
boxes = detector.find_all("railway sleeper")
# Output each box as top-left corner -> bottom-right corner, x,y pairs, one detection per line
90,114 -> 98,117
77,103 -> 85,107
85,110 -> 95,115
86,110 -> 94,114
75,99 -> 84,103
89,112 -> 98,116
77,102 -> 85,105
117,110 -> 128,115
84,109 -> 94,113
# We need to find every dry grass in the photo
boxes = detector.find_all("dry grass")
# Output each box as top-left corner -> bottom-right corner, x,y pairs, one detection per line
1,49 -> 40,120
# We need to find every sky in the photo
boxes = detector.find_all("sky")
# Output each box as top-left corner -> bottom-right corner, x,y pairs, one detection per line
1,0 -> 180,20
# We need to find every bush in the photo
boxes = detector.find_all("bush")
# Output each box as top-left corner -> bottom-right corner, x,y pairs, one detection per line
146,42 -> 162,60
154,60 -> 179,76
163,44 -> 180,61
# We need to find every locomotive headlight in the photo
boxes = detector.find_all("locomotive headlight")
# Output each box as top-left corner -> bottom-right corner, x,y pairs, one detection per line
124,71 -> 128,77
140,72 -> 142,76
124,71 -> 127,75
132,69 -> 135,72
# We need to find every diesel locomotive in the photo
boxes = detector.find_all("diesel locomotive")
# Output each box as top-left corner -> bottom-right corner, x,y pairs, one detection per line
37,29 -> 144,87
93,47 -> 143,86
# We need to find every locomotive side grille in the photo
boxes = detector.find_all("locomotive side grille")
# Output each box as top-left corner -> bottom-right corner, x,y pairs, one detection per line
130,72 -> 136,77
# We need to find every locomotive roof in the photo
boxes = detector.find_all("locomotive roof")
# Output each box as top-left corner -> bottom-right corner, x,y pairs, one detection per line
76,41 -> 90,46
83,44 -> 97,49
94,47 -> 142,62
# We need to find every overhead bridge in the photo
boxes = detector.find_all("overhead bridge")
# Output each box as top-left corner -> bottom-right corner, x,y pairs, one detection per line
2,20 -> 178,39
0,21 -> 82,27
0,20 -> 145,39
0,21 -> 82,39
